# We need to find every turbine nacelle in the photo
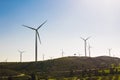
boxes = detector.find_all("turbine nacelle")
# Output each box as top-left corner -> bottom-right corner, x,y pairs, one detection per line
80,36 -> 91,41
22,20 -> 47,30
18,50 -> 25,54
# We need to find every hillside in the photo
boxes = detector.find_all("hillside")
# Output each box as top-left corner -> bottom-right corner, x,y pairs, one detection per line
0,56 -> 120,78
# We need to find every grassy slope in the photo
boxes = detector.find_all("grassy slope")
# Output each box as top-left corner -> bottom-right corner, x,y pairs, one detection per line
0,56 -> 120,77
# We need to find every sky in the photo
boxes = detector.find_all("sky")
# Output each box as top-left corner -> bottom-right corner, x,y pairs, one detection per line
0,0 -> 120,62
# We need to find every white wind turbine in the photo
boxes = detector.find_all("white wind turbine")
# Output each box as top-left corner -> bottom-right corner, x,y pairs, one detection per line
81,37 -> 91,57
108,48 -> 112,57
22,20 -> 47,62
88,44 -> 92,57
18,50 -> 25,62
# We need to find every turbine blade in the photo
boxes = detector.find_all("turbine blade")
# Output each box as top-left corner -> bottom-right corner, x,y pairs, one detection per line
18,50 -> 25,53
37,31 -> 41,44
21,51 -> 25,53
22,25 -> 36,30
86,36 -> 91,40
37,20 -> 47,30
18,50 -> 21,53
80,37 -> 85,40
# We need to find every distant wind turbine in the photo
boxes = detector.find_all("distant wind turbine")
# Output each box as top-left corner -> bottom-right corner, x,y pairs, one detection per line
43,54 -> 45,61
108,48 -> 112,57
22,20 -> 47,62
75,52 -> 82,56
81,37 -> 91,57
18,50 -> 25,62
50,57 -> 53,60
88,44 -> 92,57
5,58 -> 8,62
75,51 -> 82,57
61,49 -> 64,57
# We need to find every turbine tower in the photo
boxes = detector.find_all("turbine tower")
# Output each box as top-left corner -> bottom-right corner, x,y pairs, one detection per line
23,20 -> 47,62
81,37 -> 90,57
18,50 -> 24,62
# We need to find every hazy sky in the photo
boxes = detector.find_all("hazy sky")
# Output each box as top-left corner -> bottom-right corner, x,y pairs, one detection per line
0,0 -> 120,62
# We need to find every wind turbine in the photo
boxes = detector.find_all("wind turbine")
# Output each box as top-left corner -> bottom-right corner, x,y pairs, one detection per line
43,54 -> 45,61
50,57 -> 53,60
4,58 -> 8,63
81,37 -> 90,57
88,44 -> 92,57
61,49 -> 64,57
75,51 -> 82,57
18,50 -> 25,62
108,48 -> 112,57
22,20 -> 47,62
